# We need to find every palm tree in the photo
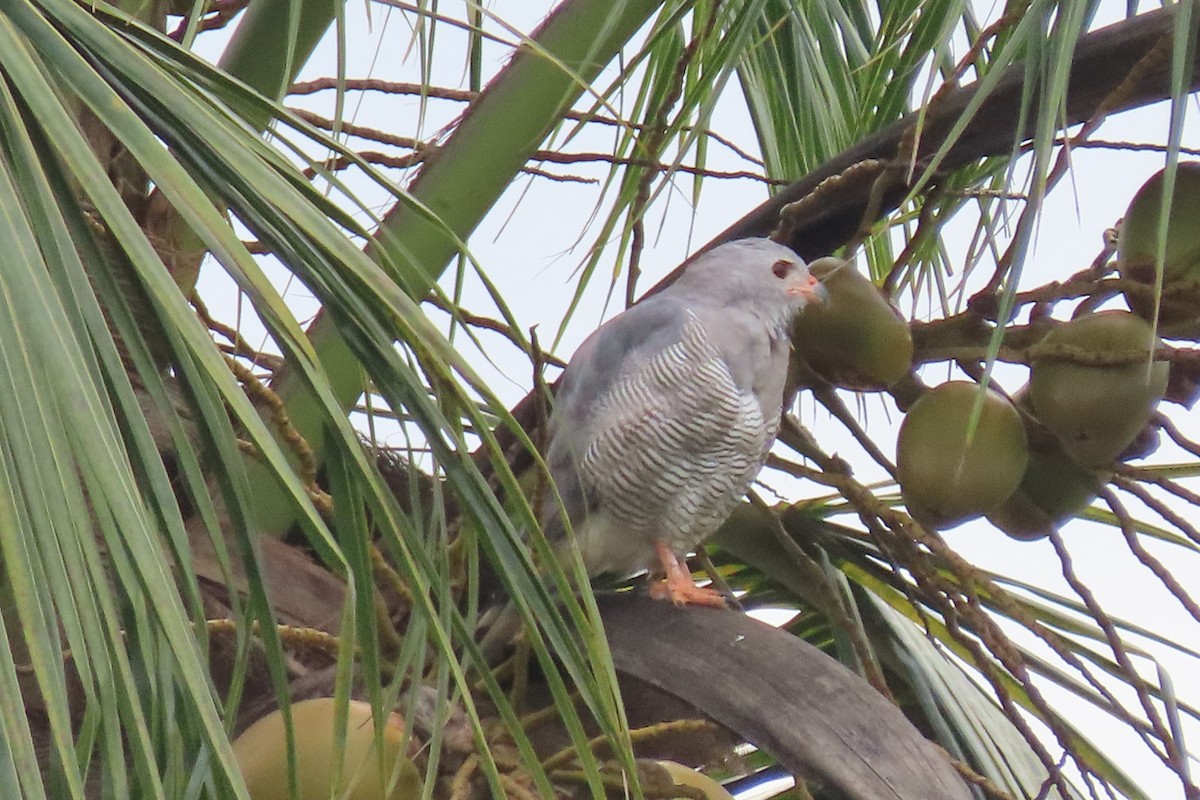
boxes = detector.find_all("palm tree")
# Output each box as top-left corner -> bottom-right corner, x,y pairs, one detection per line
1,1 -> 1196,798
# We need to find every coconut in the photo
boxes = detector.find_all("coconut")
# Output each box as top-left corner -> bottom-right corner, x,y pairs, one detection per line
791,258 -> 913,390
987,440 -> 1109,541
897,381 -> 1028,530
986,388 -> 1109,541
1029,310 -> 1168,467
1117,162 -> 1200,326
233,697 -> 421,800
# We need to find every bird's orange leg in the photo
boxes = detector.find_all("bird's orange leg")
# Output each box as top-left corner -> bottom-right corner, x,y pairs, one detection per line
647,542 -> 727,608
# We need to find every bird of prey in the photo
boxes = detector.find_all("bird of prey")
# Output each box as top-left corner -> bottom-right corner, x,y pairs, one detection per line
542,237 -> 825,607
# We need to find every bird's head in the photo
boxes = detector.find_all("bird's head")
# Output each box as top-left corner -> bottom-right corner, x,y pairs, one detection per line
673,238 -> 828,331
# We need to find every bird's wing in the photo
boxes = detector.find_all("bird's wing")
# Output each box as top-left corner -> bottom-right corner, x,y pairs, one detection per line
544,297 -> 785,547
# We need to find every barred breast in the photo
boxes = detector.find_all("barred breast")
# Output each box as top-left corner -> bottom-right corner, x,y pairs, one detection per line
579,311 -> 776,562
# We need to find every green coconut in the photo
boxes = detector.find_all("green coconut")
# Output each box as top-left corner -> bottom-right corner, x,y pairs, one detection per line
987,439 -> 1109,541
1118,162 -> 1200,326
986,388 -> 1109,541
1029,310 -> 1168,467
897,381 -> 1028,530
233,698 -> 421,800
791,258 -> 913,390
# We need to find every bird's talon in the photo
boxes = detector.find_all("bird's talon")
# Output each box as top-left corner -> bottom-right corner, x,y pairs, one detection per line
648,578 -> 728,608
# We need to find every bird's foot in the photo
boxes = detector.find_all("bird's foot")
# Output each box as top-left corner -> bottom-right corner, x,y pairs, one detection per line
650,541 -> 727,608
648,578 -> 727,608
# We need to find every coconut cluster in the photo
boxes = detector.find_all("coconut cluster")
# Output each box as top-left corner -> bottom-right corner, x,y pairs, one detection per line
894,309 -> 1166,540
787,163 -> 1182,541
888,153 -> 1187,540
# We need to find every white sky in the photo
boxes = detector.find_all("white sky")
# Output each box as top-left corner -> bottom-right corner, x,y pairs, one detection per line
192,2 -> 1200,796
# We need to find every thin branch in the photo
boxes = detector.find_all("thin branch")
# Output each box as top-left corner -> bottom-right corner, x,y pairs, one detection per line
534,151 -> 781,183
809,385 -> 897,479
1039,138 -> 1200,158
287,78 -> 767,167
289,78 -> 477,101
290,108 -> 427,151
192,294 -> 284,373
168,0 -> 248,41
1046,522 -> 1185,778
624,5 -> 723,306
300,145 -> 779,185
1102,487 -> 1200,626
423,294 -> 566,369
1113,472 -> 1200,549
1155,413 -> 1200,459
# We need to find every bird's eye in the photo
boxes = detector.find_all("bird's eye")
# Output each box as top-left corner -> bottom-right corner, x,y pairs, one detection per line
771,259 -> 792,279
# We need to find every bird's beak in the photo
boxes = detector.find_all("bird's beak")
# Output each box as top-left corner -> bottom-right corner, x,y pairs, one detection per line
787,271 -> 828,305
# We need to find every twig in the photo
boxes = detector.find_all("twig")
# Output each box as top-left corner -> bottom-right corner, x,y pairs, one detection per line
539,719 -> 716,772
206,618 -> 342,659
224,355 -> 332,513
168,0 -> 248,41
424,294 -> 566,369
1038,138 -> 1200,158
627,3 -> 725,307
192,293 -> 284,373
1045,523 -> 1184,777
288,78 -> 767,166
940,744 -> 1019,800
1155,413 -> 1200,459
290,108 -> 427,151
1113,472 -> 1200,549
810,385 -> 897,479
1102,487 -> 1200,626
302,147 -> 778,185
945,9 -> 1028,85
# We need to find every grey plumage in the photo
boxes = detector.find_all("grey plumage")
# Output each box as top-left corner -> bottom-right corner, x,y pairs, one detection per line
542,237 -> 824,604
